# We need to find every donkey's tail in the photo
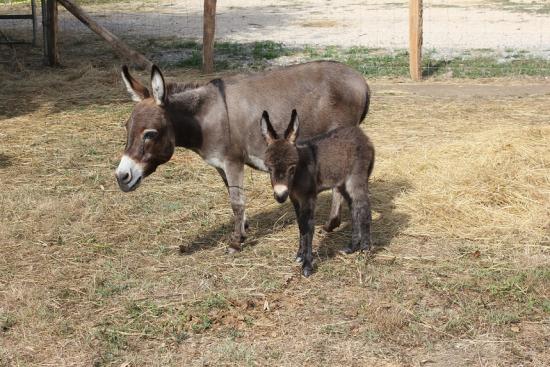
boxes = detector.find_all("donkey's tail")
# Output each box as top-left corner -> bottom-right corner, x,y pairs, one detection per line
359,82 -> 371,124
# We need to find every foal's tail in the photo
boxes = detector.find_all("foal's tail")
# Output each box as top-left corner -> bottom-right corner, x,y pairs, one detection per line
367,144 -> 375,179
359,82 -> 371,123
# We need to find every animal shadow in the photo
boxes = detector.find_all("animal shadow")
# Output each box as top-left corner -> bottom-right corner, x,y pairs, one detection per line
180,177 -> 411,259
180,200 -> 296,255
316,178 -> 411,261
0,153 -> 13,169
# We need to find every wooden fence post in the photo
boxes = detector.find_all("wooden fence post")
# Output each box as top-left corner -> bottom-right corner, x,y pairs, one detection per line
409,0 -> 423,81
202,0 -> 216,74
42,0 -> 59,66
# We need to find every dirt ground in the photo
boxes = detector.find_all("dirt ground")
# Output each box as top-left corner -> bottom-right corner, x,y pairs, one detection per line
1,47 -> 549,365
1,0 -> 550,57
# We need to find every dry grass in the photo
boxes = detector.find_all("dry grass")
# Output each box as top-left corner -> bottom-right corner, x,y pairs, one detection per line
1,48 -> 549,366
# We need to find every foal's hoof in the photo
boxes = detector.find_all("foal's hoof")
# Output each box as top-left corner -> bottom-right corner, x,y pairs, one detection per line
360,245 -> 372,254
339,245 -> 356,255
302,266 -> 313,277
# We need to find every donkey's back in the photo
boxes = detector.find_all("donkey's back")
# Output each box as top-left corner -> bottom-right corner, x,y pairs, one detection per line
223,61 -> 370,149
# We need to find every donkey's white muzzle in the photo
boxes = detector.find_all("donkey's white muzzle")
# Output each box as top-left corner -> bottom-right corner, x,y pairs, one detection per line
115,155 -> 144,192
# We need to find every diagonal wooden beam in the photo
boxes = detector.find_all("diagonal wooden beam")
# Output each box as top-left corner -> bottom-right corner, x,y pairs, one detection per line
57,0 -> 153,70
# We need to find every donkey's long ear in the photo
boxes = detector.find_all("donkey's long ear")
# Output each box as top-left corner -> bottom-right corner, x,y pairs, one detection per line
284,109 -> 299,144
121,65 -> 150,102
151,65 -> 166,106
260,111 -> 278,145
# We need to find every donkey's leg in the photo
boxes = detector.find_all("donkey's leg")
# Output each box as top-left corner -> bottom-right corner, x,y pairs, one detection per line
217,167 -> 248,230
298,198 -> 316,277
323,189 -> 343,232
215,167 -> 229,187
224,161 -> 246,253
292,198 -> 305,263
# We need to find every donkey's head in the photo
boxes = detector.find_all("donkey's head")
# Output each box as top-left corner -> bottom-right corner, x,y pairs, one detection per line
261,110 -> 300,203
115,65 -> 176,192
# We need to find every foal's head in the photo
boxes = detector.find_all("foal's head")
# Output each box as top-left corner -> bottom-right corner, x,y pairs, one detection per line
261,110 -> 300,203
115,65 -> 175,192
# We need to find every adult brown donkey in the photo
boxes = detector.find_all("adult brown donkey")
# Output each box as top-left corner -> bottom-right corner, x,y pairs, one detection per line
115,61 -> 370,252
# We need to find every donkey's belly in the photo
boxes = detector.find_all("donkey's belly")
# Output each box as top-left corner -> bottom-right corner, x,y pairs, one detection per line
245,154 -> 268,172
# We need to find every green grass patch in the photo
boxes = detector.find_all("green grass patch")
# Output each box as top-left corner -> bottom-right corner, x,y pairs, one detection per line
304,46 -> 550,78
95,278 -> 130,299
488,0 -> 550,14
126,300 -> 163,319
93,327 -> 129,366
252,40 -> 290,60
146,39 -> 292,71
200,293 -> 229,310
145,38 -> 550,78
191,315 -> 213,333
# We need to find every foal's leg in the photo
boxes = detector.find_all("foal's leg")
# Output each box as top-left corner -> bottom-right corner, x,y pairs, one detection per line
350,195 -> 372,252
323,189 -> 343,232
340,179 -> 372,254
224,161 -> 246,253
297,198 -> 316,277
292,198 -> 305,263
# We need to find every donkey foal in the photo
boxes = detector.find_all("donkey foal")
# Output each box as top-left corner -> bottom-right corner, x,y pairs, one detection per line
261,110 -> 375,277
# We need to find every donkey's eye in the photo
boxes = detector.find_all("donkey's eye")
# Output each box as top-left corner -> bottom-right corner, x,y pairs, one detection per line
143,129 -> 158,140
288,165 -> 296,175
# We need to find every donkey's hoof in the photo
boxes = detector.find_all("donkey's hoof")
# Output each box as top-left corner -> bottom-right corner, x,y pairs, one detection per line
244,219 -> 250,230
322,218 -> 341,232
232,234 -> 246,244
295,255 -> 304,263
226,245 -> 241,254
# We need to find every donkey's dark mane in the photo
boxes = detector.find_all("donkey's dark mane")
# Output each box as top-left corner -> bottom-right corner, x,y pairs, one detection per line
165,81 -> 204,95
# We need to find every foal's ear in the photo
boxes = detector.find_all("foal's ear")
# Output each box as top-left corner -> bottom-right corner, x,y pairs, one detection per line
121,65 -> 150,102
284,109 -> 299,144
151,65 -> 166,106
260,111 -> 278,145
